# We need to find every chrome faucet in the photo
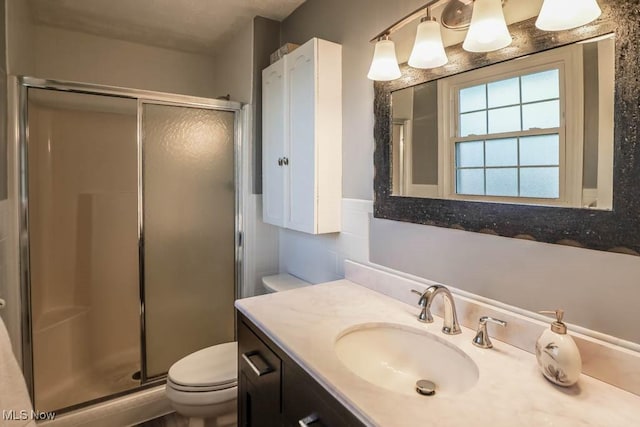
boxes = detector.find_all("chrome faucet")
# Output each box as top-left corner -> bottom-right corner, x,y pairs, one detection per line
472,316 -> 507,348
411,285 -> 462,335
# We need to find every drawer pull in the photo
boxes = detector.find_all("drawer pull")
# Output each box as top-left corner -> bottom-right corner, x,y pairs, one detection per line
242,351 -> 274,377
298,413 -> 320,426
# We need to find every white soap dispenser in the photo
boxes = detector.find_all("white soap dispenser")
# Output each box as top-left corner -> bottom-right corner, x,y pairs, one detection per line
535,309 -> 582,387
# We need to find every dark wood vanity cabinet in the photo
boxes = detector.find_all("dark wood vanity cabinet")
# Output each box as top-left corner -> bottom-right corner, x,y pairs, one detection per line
238,313 -> 365,427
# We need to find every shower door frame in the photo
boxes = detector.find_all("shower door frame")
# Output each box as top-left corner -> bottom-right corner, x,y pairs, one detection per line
16,76 -> 245,411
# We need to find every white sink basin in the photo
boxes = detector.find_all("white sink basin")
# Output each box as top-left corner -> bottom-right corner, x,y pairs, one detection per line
334,323 -> 479,396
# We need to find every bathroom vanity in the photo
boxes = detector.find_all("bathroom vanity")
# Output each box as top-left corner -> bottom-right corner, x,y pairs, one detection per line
235,267 -> 640,426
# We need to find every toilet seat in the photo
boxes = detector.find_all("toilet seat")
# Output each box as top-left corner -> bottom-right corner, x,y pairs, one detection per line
166,381 -> 237,406
167,377 -> 237,393
167,341 -> 237,392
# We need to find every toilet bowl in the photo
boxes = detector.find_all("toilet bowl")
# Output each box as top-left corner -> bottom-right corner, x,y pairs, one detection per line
165,342 -> 238,427
165,274 -> 310,426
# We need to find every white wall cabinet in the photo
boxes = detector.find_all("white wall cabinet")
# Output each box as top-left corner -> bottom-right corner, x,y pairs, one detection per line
262,38 -> 342,234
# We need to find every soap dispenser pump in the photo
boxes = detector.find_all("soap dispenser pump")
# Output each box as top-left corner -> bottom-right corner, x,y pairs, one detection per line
535,309 -> 582,386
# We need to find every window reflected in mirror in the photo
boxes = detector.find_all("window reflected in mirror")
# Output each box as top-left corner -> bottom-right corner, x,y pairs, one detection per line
391,34 -> 614,210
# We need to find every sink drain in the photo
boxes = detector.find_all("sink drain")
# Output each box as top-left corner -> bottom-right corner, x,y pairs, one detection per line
416,379 -> 436,396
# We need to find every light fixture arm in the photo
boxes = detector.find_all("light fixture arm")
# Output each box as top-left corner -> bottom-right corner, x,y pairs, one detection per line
369,0 -> 446,42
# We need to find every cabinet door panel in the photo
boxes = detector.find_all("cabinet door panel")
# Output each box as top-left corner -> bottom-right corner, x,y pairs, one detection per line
283,362 -> 360,426
286,43 -> 317,233
262,60 -> 287,227
238,320 -> 282,427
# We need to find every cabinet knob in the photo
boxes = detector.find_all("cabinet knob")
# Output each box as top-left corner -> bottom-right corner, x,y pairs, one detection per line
282,157 -> 289,165
298,413 -> 321,426
278,157 -> 283,166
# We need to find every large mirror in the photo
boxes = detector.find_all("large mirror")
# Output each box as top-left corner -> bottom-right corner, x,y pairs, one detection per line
374,1 -> 640,255
392,35 -> 615,211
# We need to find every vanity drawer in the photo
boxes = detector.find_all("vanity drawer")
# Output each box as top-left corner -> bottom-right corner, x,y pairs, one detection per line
238,319 -> 282,427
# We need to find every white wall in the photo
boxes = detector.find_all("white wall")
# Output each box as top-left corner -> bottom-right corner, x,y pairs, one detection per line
279,199 -> 372,285
279,0 -> 640,344
0,200 -> 16,351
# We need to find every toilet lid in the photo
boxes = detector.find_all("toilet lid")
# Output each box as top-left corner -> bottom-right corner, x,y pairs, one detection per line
168,341 -> 237,389
262,273 -> 311,292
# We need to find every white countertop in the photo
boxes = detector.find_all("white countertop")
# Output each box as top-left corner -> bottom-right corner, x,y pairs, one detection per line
235,280 -> 640,427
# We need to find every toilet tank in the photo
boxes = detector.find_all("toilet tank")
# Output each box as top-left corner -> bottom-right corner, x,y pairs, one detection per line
261,273 -> 311,293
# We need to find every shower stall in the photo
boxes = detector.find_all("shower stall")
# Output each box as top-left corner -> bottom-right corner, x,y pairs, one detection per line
17,77 -> 242,413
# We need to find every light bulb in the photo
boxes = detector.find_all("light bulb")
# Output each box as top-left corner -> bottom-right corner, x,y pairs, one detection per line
536,0 -> 602,31
409,18 -> 448,69
463,0 -> 512,53
367,38 -> 401,81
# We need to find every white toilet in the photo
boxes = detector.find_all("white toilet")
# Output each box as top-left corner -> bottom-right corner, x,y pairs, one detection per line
165,273 -> 310,427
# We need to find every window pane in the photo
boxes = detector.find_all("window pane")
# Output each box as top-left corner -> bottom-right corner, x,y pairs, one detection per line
460,111 -> 487,137
486,138 -> 518,166
521,69 -> 559,103
488,106 -> 521,134
456,141 -> 484,167
520,135 -> 559,166
486,168 -> 518,197
460,84 -> 486,113
457,169 -> 485,195
522,100 -> 559,129
520,167 -> 559,198
488,77 -> 520,108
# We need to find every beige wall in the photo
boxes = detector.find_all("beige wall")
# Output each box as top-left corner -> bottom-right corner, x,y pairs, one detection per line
280,0 -> 640,344
7,0 -> 218,97
33,25 -> 218,97
210,21 -> 254,104
6,0 -> 35,76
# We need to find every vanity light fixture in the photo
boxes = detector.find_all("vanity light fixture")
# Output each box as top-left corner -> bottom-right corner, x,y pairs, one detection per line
462,0 -> 512,52
368,0 -> 604,81
367,35 -> 402,81
408,11 -> 449,69
535,0 -> 602,31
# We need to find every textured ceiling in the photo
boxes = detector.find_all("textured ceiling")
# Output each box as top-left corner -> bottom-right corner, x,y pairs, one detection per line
28,0 -> 306,56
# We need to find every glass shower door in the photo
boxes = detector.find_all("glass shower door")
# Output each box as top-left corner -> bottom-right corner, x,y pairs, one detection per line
141,103 -> 237,379
27,89 -> 140,411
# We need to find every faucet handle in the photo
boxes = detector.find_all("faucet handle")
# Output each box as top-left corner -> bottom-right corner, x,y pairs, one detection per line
410,289 -> 433,323
472,316 -> 507,349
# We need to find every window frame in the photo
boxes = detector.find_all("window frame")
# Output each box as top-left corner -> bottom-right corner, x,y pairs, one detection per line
438,45 -> 585,208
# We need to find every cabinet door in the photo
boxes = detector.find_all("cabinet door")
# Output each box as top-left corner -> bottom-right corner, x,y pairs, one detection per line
286,41 -> 317,233
262,60 -> 287,227
283,361 -> 363,427
238,320 -> 282,426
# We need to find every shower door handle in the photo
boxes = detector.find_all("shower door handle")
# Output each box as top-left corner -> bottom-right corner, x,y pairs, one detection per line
242,351 -> 274,377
